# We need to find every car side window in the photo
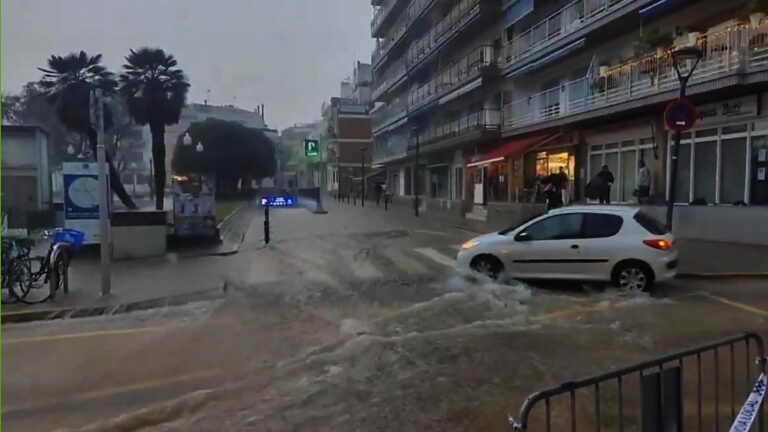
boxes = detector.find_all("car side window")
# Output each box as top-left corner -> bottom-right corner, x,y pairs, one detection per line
583,214 -> 624,239
521,214 -> 583,241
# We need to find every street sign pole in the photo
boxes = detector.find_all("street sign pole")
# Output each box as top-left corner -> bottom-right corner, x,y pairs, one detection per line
665,89 -> 696,232
92,89 -> 111,296
315,139 -> 327,214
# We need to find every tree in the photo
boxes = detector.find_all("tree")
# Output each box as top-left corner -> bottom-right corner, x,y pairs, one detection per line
118,47 -> 190,210
171,118 -> 276,197
37,51 -> 138,209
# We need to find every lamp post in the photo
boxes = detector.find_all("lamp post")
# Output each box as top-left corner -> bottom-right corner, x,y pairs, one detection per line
411,126 -> 420,217
360,146 -> 366,208
666,46 -> 703,231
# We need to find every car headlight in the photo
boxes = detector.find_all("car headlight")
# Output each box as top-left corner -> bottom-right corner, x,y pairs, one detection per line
461,240 -> 478,251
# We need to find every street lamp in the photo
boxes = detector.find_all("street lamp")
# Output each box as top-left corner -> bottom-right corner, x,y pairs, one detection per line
666,46 -> 703,231
411,126 -> 421,217
360,146 -> 366,208
195,142 -> 204,153
67,144 -> 75,155
183,132 -> 193,146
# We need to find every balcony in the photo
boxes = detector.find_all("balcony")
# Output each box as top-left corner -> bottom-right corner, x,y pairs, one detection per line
415,109 -> 501,147
503,22 -> 768,130
372,59 -> 407,101
406,0 -> 436,23
372,0 -> 402,37
406,0 -> 481,69
372,98 -> 408,134
408,45 -> 497,110
372,12 -> 409,67
503,0 -> 632,68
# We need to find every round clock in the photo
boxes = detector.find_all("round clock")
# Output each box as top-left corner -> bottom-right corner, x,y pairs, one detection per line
68,177 -> 100,209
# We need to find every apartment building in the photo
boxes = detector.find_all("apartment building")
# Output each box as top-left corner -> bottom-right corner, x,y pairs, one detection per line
370,0 -> 768,243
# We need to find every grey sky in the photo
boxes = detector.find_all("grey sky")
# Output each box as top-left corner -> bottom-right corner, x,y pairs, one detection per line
2,0 -> 374,131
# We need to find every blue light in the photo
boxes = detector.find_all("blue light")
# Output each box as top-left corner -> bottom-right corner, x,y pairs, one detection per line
260,195 -> 296,207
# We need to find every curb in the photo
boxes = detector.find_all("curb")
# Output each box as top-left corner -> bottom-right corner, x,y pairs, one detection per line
677,272 -> 768,279
1,287 -> 226,325
217,201 -> 248,230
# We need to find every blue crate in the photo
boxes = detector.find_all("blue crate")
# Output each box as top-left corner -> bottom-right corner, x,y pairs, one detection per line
54,228 -> 85,251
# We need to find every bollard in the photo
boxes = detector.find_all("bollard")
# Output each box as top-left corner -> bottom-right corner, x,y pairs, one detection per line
264,206 -> 270,244
385,194 -> 388,211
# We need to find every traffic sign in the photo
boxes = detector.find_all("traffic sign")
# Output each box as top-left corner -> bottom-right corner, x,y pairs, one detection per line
664,99 -> 699,132
260,195 -> 296,207
304,139 -> 319,157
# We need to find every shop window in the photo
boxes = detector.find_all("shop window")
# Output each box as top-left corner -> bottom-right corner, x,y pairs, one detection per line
751,135 -> 768,205
404,166 -> 412,195
695,128 -> 718,138
604,152 -> 619,203
722,124 -> 748,135
693,140 -> 717,204
620,149 -> 637,202
589,153 -> 603,181
721,138 -> 747,204
453,166 -> 464,201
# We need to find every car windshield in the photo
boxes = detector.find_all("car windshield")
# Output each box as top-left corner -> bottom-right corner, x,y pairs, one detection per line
4,1 -> 768,431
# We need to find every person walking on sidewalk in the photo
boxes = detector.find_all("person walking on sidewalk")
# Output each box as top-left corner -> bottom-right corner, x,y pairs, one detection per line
596,165 -> 615,204
637,159 -> 651,204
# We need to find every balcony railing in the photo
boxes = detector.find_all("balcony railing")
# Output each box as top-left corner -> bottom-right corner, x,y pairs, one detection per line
372,11 -> 409,66
503,21 -> 768,129
371,0 -> 399,36
408,44 -> 496,109
373,133 -> 409,162
372,59 -> 407,101
416,109 -> 501,145
372,98 -> 408,133
504,0 -> 631,68
406,0 -> 481,68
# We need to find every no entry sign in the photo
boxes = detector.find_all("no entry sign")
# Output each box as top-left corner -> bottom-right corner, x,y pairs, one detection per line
664,99 -> 699,132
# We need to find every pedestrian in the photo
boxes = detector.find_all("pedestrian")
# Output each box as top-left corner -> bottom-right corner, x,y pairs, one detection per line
596,165 -> 615,204
542,174 -> 563,211
555,167 -> 569,205
636,159 -> 651,204
375,183 -> 383,207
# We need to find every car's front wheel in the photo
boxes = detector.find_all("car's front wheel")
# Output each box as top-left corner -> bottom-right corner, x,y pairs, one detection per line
612,261 -> 655,293
470,255 -> 504,280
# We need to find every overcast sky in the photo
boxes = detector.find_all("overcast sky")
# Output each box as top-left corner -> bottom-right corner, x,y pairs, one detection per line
2,0 -> 374,131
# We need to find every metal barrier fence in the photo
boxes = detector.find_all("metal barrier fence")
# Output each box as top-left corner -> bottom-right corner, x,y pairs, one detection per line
511,332 -> 767,431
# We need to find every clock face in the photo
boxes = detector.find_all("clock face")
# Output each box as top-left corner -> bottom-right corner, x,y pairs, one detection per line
68,177 -> 100,209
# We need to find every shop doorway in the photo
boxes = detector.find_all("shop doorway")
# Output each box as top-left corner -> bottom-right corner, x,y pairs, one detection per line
473,167 -> 485,205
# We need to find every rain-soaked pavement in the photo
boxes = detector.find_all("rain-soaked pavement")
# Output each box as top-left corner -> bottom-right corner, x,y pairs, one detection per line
3,207 -> 768,432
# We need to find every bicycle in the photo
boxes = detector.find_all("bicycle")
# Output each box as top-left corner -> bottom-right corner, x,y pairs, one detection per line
14,228 -> 84,304
1,237 -> 34,303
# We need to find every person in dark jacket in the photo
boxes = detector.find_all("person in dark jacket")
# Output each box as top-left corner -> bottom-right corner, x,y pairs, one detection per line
596,165 -> 615,204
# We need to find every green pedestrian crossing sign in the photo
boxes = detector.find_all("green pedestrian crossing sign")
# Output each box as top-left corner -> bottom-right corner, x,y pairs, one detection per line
304,139 -> 319,157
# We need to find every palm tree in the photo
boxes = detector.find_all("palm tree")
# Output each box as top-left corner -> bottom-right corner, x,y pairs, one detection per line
38,51 -> 138,209
118,48 -> 190,210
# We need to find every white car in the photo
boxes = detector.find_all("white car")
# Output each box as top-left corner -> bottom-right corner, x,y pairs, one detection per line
456,206 -> 678,292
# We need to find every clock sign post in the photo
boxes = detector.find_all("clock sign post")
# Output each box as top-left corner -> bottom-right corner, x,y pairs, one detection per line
63,162 -> 109,243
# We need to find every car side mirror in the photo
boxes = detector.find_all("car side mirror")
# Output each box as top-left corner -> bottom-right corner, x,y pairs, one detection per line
515,232 -> 532,242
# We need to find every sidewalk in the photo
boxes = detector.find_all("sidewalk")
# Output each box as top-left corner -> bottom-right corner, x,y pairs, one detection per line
328,196 -> 768,278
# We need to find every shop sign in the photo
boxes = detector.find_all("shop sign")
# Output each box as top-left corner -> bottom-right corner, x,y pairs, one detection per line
698,96 -> 758,126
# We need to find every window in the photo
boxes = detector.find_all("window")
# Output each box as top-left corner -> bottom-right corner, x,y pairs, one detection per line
583,213 -> 624,238
634,211 -> 668,235
721,138 -> 747,204
521,213 -> 583,241
693,140 -> 716,203
673,143 -> 691,203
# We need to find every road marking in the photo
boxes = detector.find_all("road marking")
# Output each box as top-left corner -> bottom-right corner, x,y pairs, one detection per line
412,229 -> 451,236
697,292 -> 768,317
414,247 -> 456,268
3,325 -> 181,345
2,368 -> 222,415
383,248 -> 431,275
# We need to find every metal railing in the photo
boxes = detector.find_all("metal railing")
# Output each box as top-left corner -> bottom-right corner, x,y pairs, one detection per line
503,21 -> 768,129
512,332 -> 767,431
372,11 -> 409,66
372,97 -> 408,133
415,109 -> 500,145
406,0 -> 481,67
504,0 -> 632,67
408,44 -> 496,108
371,0 -> 399,35
372,58 -> 407,100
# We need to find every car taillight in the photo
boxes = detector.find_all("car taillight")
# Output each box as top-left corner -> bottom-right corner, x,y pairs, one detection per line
643,239 -> 672,250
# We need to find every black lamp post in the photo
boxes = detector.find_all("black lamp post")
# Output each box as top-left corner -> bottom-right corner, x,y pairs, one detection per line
360,146 -> 366,208
666,46 -> 703,231
411,126 -> 420,217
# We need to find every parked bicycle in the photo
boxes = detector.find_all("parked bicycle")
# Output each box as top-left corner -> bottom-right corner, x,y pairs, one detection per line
1,237 -> 34,303
3,228 -> 84,304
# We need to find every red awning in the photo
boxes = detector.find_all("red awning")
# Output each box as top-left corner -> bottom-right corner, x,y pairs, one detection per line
467,133 -> 559,168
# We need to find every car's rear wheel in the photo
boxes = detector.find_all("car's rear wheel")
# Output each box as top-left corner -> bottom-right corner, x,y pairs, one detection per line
612,261 -> 654,293
470,255 -> 504,280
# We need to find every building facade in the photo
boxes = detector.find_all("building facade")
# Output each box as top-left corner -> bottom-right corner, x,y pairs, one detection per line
1,125 -> 53,228
369,0 -> 768,243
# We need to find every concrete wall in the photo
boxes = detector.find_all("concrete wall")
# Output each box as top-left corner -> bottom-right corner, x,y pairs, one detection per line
112,225 -> 167,260
641,205 -> 768,246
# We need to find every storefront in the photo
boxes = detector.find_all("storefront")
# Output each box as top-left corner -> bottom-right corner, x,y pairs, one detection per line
666,95 -> 768,206
522,134 -> 578,203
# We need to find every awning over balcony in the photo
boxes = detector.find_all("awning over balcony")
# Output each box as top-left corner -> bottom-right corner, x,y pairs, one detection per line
505,0 -> 533,27
439,77 -> 483,106
466,133 -> 559,167
408,99 -> 439,118
506,38 -> 585,78
639,0 -> 682,19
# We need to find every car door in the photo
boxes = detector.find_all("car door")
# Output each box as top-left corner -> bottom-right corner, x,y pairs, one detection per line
506,213 -> 584,279
574,213 -> 626,280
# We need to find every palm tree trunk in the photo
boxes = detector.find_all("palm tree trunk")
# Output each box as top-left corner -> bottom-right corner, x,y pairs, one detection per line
87,128 -> 138,210
150,122 -> 166,211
